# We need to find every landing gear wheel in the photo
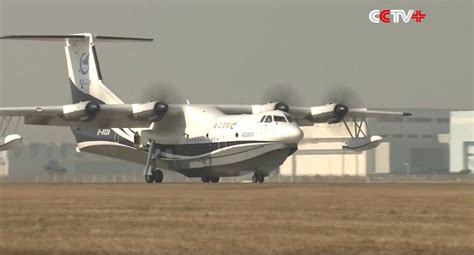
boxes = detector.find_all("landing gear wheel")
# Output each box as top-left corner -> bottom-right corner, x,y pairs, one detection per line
153,170 -> 164,183
252,174 -> 258,183
145,175 -> 154,183
202,176 -> 219,183
252,173 -> 265,183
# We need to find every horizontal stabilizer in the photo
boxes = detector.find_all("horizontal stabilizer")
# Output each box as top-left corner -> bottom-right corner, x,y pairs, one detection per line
0,34 -> 153,42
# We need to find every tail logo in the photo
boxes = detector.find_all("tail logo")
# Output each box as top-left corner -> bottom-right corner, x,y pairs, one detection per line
79,53 -> 89,75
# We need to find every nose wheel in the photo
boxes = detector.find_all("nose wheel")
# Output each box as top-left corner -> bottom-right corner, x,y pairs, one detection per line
252,173 -> 265,183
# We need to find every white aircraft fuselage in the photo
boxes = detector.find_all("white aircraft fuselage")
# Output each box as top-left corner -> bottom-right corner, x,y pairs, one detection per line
83,107 -> 303,178
143,108 -> 303,177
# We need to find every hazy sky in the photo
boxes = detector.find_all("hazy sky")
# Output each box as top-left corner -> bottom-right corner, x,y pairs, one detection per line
0,0 -> 472,142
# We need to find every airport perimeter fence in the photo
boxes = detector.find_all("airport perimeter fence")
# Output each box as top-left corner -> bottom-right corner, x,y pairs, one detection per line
1,173 -> 473,184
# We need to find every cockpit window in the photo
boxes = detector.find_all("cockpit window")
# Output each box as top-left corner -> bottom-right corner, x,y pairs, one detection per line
260,115 -> 267,123
274,116 -> 287,123
286,115 -> 295,123
264,115 -> 273,123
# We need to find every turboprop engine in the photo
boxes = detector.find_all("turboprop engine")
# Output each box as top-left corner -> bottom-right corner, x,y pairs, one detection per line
310,103 -> 349,124
62,101 -> 100,121
251,102 -> 290,114
131,101 -> 169,122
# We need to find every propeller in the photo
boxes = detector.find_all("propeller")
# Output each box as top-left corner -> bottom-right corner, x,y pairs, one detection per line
324,84 -> 361,124
141,82 -> 184,104
323,84 -> 362,108
140,82 -> 186,131
262,83 -> 303,112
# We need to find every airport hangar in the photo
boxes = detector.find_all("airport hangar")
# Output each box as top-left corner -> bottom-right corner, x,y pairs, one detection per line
442,111 -> 474,172
1,108 -> 471,180
280,108 -> 452,176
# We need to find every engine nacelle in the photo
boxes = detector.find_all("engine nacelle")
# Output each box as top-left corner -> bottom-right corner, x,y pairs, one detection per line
131,101 -> 168,122
62,101 -> 100,121
310,103 -> 348,124
252,102 -> 290,113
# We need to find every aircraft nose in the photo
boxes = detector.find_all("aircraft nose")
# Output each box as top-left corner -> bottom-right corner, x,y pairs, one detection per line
285,126 -> 304,143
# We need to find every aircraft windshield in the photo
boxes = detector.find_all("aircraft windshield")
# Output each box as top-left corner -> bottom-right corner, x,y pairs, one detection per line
274,116 -> 287,123
286,115 -> 295,123
260,115 -> 293,123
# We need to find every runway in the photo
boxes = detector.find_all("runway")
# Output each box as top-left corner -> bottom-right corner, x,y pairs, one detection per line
0,183 -> 472,255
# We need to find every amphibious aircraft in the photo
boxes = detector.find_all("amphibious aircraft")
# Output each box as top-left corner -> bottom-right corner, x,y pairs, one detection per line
0,33 -> 411,183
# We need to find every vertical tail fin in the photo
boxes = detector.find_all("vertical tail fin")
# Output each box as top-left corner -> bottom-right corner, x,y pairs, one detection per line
65,33 -> 153,104
65,34 -> 111,103
0,33 -> 153,104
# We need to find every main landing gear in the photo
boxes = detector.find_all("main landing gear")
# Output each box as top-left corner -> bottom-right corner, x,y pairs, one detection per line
143,140 -> 163,184
252,173 -> 265,183
201,176 -> 220,183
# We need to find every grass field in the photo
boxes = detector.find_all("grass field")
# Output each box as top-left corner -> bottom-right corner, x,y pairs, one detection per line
0,183 -> 473,255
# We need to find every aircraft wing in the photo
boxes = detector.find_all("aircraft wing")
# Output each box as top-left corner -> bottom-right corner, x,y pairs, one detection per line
283,107 -> 410,126
0,102 -> 181,128
216,103 -> 411,126
346,108 -> 411,119
0,101 -> 411,129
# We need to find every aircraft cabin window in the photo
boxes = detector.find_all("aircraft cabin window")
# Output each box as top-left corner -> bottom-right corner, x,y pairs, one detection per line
264,115 -> 273,123
274,116 -> 287,123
